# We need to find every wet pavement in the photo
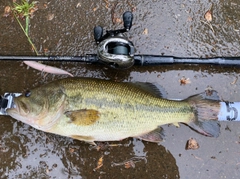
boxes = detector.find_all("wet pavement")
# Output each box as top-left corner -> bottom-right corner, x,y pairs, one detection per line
0,0 -> 240,178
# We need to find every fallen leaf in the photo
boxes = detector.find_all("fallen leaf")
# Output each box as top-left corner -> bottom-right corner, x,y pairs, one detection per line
104,0 -> 110,8
205,86 -> 213,96
69,148 -> 75,153
204,11 -> 212,22
76,3 -> 81,8
47,13 -> 54,21
29,5 -> 38,17
187,16 -> 193,22
204,4 -> 213,22
3,6 -> 11,17
131,6 -> 137,12
186,138 -> 199,150
115,18 -> 122,24
124,160 -> 135,169
93,7 -> 99,12
143,28 -> 148,35
93,155 -> 104,171
43,3 -> 48,8
98,156 -> 103,165
179,77 -> 191,85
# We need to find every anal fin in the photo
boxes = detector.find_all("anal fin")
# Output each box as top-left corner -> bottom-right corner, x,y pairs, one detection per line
137,127 -> 164,143
130,82 -> 168,98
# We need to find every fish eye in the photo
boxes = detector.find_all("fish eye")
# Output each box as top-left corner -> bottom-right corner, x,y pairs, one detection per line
25,90 -> 31,97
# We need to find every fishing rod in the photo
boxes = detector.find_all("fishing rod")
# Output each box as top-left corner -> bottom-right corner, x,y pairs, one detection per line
2,55 -> 240,67
1,11 -> 240,69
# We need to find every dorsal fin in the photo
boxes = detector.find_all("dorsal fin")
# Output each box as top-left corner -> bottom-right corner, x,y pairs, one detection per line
137,127 -> 165,143
129,82 -> 168,98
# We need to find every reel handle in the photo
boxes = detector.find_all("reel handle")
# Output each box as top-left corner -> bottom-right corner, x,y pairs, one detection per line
123,11 -> 133,31
94,26 -> 103,43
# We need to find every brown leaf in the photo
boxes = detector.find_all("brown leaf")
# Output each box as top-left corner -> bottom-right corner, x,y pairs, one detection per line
143,28 -> 148,35
29,7 -> 38,17
93,155 -> 104,171
43,3 -> 48,8
47,13 -> 54,21
185,138 -> 199,150
3,6 -> 11,17
179,77 -> 191,85
205,11 -> 212,22
205,86 -> 213,96
76,3 -> 81,8
124,160 -> 135,169
69,148 -> 75,153
93,7 -> 98,12
204,4 -> 213,22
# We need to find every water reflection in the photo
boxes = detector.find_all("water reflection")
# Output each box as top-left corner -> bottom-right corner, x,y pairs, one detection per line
0,118 -> 179,178
132,138 -> 147,157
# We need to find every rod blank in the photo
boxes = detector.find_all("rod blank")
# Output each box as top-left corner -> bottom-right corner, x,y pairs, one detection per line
1,55 -> 240,66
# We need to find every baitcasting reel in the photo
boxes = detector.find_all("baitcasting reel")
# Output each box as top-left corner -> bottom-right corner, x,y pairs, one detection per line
93,11 -> 135,69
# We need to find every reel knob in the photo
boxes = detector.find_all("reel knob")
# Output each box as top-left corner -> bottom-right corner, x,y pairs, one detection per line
94,26 -> 103,43
123,11 -> 133,31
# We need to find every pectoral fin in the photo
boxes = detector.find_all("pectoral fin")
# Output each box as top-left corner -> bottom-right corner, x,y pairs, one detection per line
70,135 -> 96,145
137,127 -> 165,143
65,109 -> 100,126
130,82 -> 168,98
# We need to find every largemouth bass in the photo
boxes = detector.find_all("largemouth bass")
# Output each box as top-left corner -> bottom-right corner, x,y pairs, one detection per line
7,77 -> 220,145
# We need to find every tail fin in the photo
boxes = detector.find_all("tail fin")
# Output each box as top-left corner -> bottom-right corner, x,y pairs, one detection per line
186,92 -> 221,137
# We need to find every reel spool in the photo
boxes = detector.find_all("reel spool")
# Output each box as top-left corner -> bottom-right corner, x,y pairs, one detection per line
94,11 -> 135,69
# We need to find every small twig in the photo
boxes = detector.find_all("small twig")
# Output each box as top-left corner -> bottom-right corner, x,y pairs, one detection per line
191,154 -> 203,161
231,76 -> 238,85
111,156 -> 147,168
200,20 -> 215,34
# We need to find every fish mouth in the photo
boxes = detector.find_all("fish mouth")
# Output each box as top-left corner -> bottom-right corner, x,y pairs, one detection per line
6,100 -> 35,127
7,100 -> 30,116
6,100 -> 18,115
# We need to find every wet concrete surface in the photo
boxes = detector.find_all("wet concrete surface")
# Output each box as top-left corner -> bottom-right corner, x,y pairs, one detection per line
0,0 -> 240,178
